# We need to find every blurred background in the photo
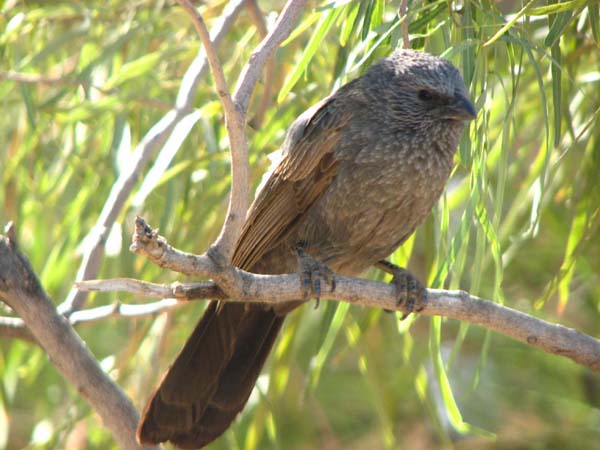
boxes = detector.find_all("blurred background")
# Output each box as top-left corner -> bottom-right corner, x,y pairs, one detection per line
1,0 -> 599,449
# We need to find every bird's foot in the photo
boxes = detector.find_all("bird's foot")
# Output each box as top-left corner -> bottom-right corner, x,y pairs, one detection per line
376,260 -> 427,319
296,245 -> 336,308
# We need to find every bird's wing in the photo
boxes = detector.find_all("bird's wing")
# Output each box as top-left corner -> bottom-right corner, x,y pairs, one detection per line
232,94 -> 351,270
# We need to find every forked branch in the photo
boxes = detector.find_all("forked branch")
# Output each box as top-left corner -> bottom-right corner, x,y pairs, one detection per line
81,218 -> 600,372
175,0 -> 307,259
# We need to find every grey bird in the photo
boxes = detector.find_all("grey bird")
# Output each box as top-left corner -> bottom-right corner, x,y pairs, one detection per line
138,49 -> 476,449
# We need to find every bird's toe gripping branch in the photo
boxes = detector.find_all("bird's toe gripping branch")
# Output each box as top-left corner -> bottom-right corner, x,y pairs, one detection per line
376,260 -> 427,319
295,244 -> 336,308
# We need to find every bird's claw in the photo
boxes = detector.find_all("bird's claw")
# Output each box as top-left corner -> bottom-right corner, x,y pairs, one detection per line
296,245 -> 336,309
377,261 -> 427,319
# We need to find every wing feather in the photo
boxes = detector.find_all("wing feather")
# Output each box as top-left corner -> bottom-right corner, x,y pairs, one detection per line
232,96 -> 350,270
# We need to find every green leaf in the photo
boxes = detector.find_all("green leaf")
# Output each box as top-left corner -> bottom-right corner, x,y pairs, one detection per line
550,43 -> 562,147
103,52 -> 163,89
590,4 -> 600,44
557,206 -> 588,313
527,0 -> 587,16
307,302 -> 349,391
430,317 -> 470,434
339,1 -> 361,47
277,6 -> 342,102
545,10 -> 573,48
483,0 -> 536,48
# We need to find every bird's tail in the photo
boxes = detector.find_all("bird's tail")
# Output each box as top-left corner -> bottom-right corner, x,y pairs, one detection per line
137,301 -> 284,449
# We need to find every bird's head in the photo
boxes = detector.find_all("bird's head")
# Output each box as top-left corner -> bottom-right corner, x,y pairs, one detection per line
363,50 -> 476,130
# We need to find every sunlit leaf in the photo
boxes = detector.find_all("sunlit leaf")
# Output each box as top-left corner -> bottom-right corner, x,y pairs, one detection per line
277,6 -> 343,102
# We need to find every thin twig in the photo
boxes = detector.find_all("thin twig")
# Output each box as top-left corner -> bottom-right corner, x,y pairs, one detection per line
0,298 -> 184,340
0,315 -> 34,340
175,0 -> 237,114
69,298 -> 183,324
56,0 -> 247,314
232,0 -> 307,112
246,0 -> 276,129
399,0 -> 410,48
76,278 -> 223,300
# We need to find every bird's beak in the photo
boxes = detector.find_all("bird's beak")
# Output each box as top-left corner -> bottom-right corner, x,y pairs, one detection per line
447,93 -> 477,121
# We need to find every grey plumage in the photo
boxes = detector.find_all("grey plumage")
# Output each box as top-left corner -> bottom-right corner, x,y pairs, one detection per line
138,49 -> 476,449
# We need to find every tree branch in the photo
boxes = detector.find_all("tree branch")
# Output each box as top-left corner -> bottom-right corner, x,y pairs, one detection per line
58,0 -> 247,314
246,0 -> 276,129
232,0 -> 307,113
119,218 -> 600,372
0,224 -> 159,450
175,0 -> 250,262
0,296 -> 185,341
68,298 -> 183,325
175,0 -> 236,115
218,0 -> 307,256
176,0 -> 307,261
0,314 -> 34,341
399,0 -> 409,48
3,0 -> 247,337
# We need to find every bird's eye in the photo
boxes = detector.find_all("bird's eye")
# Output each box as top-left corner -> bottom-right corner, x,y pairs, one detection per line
418,90 -> 433,101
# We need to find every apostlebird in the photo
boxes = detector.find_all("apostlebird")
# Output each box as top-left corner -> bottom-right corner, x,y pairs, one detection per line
138,49 -> 476,449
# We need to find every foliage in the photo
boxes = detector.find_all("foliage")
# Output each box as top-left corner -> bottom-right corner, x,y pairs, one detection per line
1,0 -> 599,449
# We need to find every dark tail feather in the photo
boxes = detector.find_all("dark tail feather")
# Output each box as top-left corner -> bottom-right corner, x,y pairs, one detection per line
138,302 -> 284,449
